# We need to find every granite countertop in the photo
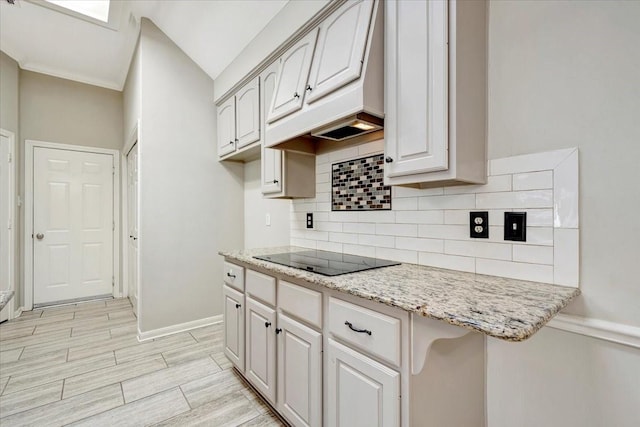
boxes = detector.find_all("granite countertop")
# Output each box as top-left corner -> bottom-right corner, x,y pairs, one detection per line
0,290 -> 15,311
220,246 -> 580,342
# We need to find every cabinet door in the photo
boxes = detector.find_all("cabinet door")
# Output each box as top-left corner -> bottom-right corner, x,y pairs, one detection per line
223,285 -> 244,371
277,313 -> 322,427
217,97 -> 236,157
384,0 -> 448,177
236,77 -> 260,149
267,29 -> 319,124
246,296 -> 277,404
327,339 -> 400,427
305,0 -> 374,104
260,62 -> 283,194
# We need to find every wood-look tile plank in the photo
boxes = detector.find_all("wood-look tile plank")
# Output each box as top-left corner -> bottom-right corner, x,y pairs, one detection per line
0,326 -> 35,341
63,354 -> 167,398
0,383 -> 123,427
105,298 -> 131,307
0,329 -> 71,352
115,332 -> 196,364
0,380 -> 63,418
40,300 -> 107,317
161,340 -> 223,367
0,348 -> 24,364
109,324 -> 138,338
0,377 -> 8,395
155,391 -> 259,427
13,310 -> 43,321
240,413 -> 286,427
189,324 -> 224,343
122,357 -> 220,403
0,349 -> 68,379
73,305 -> 134,320
1,312 -> 74,332
211,351 -> 233,370
69,387 -> 189,427
19,330 -> 110,359
71,316 -> 137,337
241,388 -> 272,415
107,310 -> 136,321
67,334 -> 140,361
33,314 -> 109,334
3,352 -> 115,395
180,369 -> 248,409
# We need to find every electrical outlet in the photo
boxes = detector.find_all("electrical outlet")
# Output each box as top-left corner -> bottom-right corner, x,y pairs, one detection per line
470,212 -> 489,238
306,213 -> 313,229
504,212 -> 527,241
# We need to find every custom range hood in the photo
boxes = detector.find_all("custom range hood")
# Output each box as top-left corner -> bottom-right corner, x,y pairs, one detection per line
264,0 -> 384,154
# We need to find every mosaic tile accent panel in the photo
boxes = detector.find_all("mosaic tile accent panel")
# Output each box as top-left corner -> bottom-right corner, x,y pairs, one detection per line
332,154 -> 391,211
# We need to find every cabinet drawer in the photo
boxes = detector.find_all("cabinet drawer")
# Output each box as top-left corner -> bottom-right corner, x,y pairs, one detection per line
279,280 -> 322,329
246,269 -> 276,306
328,297 -> 401,367
223,261 -> 244,291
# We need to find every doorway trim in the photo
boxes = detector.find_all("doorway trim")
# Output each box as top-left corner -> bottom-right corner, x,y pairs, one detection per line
24,140 -> 121,311
122,121 -> 140,316
0,129 -> 17,320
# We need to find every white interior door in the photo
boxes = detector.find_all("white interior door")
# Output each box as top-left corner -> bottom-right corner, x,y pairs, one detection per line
33,147 -> 114,305
0,133 -> 12,322
127,143 -> 139,314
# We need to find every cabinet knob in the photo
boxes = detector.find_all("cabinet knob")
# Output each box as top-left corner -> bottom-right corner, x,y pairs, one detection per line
306,85 -> 312,92
235,138 -> 239,142
293,92 -> 300,99
273,179 -> 278,184
385,157 -> 393,163
235,303 -> 241,309
265,322 -> 272,328
229,141 -> 234,145
275,328 -> 282,334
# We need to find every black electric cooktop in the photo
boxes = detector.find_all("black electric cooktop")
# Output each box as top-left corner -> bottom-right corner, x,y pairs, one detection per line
254,250 -> 401,276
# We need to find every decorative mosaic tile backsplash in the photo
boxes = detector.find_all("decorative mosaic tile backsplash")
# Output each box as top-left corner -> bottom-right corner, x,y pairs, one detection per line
332,153 -> 391,211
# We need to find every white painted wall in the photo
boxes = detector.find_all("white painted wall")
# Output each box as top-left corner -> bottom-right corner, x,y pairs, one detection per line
486,1 -> 640,425
213,0 -> 330,102
135,19 -> 243,333
243,159 -> 291,249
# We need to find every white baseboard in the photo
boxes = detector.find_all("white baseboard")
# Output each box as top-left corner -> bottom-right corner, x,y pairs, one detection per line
547,313 -> 640,349
14,306 -> 23,319
137,314 -> 223,342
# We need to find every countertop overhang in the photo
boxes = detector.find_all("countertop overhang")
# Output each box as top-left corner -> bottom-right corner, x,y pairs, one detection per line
220,246 -> 580,342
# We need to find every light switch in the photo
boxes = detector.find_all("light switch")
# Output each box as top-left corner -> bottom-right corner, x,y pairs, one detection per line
504,212 -> 526,241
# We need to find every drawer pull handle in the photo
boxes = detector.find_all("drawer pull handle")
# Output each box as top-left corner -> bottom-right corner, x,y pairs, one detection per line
226,272 -> 236,278
345,321 -> 372,336
276,328 -> 282,335
235,303 -> 241,309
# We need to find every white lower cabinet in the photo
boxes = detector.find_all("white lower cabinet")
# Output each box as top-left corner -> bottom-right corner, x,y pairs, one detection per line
327,338 -> 400,427
277,313 -> 322,427
246,296 -> 277,404
223,284 -> 244,371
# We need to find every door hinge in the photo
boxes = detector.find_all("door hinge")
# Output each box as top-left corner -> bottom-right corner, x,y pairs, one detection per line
7,219 -> 12,230
113,221 -> 115,231
112,276 -> 115,287
8,152 -> 12,163
112,166 -> 115,175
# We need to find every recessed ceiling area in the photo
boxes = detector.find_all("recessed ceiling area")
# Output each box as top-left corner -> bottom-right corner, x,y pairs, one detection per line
0,0 -> 289,90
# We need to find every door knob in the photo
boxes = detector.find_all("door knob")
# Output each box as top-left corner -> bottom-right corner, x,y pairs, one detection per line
36,233 -> 44,240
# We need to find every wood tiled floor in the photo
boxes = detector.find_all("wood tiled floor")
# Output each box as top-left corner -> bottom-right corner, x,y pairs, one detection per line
0,298 -> 284,426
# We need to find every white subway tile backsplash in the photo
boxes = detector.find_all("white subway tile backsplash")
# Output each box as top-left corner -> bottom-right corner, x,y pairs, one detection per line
291,143 -> 579,287
513,245 -> 554,265
375,247 -> 418,264
395,237 -> 444,253
553,228 -> 579,286
476,259 -> 554,284
419,252 -> 476,273
444,175 -> 512,195
418,194 -> 476,210
395,210 -> 444,224
343,244 -> 376,257
476,190 -> 553,209
358,234 -> 395,248
513,171 -> 553,191
444,240 -> 512,261
342,223 -> 376,234
376,223 -> 417,237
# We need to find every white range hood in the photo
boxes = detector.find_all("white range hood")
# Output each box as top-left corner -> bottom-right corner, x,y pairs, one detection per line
264,0 -> 384,154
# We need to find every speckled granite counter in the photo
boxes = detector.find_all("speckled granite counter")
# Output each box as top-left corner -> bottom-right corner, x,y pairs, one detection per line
220,246 -> 580,342
0,290 -> 15,311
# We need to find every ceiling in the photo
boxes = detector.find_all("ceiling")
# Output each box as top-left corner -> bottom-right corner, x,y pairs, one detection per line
0,0 -> 288,90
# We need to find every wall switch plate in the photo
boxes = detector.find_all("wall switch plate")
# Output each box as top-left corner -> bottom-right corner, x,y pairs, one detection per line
306,213 -> 313,229
470,211 -> 489,238
504,212 -> 527,241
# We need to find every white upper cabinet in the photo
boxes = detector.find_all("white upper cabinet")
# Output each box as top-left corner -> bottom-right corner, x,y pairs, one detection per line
235,77 -> 260,149
384,0 -> 487,187
305,0 -> 375,104
267,29 -> 319,124
217,97 -> 236,157
260,63 -> 283,195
